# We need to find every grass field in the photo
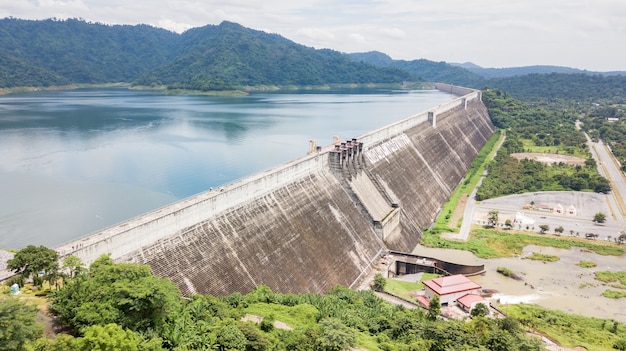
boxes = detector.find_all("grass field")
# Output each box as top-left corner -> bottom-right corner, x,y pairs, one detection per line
383,273 -> 439,300
520,138 -> 589,158
432,130 -> 503,233
420,227 -> 624,259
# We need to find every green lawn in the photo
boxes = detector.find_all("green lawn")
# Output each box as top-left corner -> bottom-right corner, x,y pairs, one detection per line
520,138 -> 589,158
421,227 -> 624,259
383,273 -> 439,300
433,130 -> 503,233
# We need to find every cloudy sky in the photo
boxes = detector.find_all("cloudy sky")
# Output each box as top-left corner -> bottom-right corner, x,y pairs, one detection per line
2,0 -> 625,72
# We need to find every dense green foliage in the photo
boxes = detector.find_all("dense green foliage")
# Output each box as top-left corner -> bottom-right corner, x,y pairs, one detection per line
32,323 -> 164,351
2,257 -> 550,350
0,298 -> 43,351
347,51 -> 486,87
489,73 -> 626,101
49,255 -> 181,334
135,22 -> 413,90
6,245 -> 59,287
476,90 -> 610,200
452,62 -> 623,78
0,18 -> 179,86
0,18 -> 413,91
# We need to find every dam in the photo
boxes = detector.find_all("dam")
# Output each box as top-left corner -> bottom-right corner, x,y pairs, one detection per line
53,84 -> 494,296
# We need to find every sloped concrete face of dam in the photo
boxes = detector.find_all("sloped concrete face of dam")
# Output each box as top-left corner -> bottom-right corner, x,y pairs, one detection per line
56,85 -> 494,296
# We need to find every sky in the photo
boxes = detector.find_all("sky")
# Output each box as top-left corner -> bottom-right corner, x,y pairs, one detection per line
1,0 -> 625,72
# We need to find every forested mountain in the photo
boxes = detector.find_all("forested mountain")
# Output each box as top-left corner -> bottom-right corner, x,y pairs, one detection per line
347,51 -> 626,102
450,62 -> 626,78
0,18 -> 414,90
347,51 -> 487,87
0,18 -> 179,86
3,17 -> 626,100
488,73 -> 626,101
0,51 -> 69,87
134,22 -> 414,90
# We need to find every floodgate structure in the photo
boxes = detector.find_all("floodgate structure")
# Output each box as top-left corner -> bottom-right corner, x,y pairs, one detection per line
54,84 -> 495,296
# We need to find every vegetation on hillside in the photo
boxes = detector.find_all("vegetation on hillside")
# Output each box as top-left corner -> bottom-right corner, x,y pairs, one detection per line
502,304 -> 626,351
1,253 -> 552,351
0,18 -> 415,92
475,89 -> 610,200
0,18 -> 178,87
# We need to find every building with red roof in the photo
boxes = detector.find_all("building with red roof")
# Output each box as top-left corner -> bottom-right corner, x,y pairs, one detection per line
422,274 -> 481,305
457,293 -> 488,313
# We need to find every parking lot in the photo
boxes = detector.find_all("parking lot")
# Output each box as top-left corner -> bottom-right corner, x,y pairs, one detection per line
474,191 -> 626,241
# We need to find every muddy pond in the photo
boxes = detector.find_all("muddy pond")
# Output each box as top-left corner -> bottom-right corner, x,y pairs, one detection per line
413,245 -> 626,322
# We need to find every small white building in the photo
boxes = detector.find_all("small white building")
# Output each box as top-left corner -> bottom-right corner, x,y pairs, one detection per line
567,205 -> 577,216
554,203 -> 564,214
514,212 -> 535,226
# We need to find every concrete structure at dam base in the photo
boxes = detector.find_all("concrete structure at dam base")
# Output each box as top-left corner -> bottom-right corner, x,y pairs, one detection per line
8,83 -> 494,296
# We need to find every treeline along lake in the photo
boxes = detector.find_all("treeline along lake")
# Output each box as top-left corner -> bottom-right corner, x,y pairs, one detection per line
0,88 -> 454,249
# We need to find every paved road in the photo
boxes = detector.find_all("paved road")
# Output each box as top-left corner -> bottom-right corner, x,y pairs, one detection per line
474,192 -> 624,241
587,134 -> 626,222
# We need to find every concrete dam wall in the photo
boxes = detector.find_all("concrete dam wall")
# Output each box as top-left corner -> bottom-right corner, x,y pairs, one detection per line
56,85 -> 494,296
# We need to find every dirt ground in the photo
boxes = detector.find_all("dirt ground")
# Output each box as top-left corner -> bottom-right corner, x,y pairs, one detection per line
449,193 -> 470,227
510,153 -> 586,166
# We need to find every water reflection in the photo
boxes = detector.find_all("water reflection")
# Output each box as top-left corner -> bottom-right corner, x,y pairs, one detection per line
0,88 -> 455,248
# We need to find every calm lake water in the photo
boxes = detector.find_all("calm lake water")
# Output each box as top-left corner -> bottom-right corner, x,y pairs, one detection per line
0,88 -> 454,249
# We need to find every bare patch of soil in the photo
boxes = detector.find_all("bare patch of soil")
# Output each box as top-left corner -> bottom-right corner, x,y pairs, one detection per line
510,153 -> 586,166
449,193 -> 469,227
241,314 -> 293,330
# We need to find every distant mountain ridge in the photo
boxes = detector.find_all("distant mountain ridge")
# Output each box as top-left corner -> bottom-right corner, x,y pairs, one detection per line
0,18 -> 413,90
449,62 -> 626,78
346,51 -> 626,100
1,18 -> 626,101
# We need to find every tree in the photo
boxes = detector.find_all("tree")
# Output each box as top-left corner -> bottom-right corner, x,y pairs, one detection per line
6,245 -> 59,287
538,224 -> 549,234
554,226 -> 564,235
487,210 -> 499,228
49,254 -> 182,334
62,255 -> 85,280
0,298 -> 44,351
371,273 -> 386,291
315,317 -> 356,351
470,303 -> 490,318
427,295 -> 441,321
504,219 -> 512,229
76,323 -> 162,351
215,324 -> 247,351
594,212 -> 607,223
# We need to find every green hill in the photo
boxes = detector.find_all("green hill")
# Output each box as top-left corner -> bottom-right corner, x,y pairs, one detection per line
346,51 -> 487,87
0,18 -> 178,85
0,18 -> 415,90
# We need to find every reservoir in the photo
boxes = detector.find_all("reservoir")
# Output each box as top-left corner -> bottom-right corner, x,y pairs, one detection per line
0,88 -> 455,249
